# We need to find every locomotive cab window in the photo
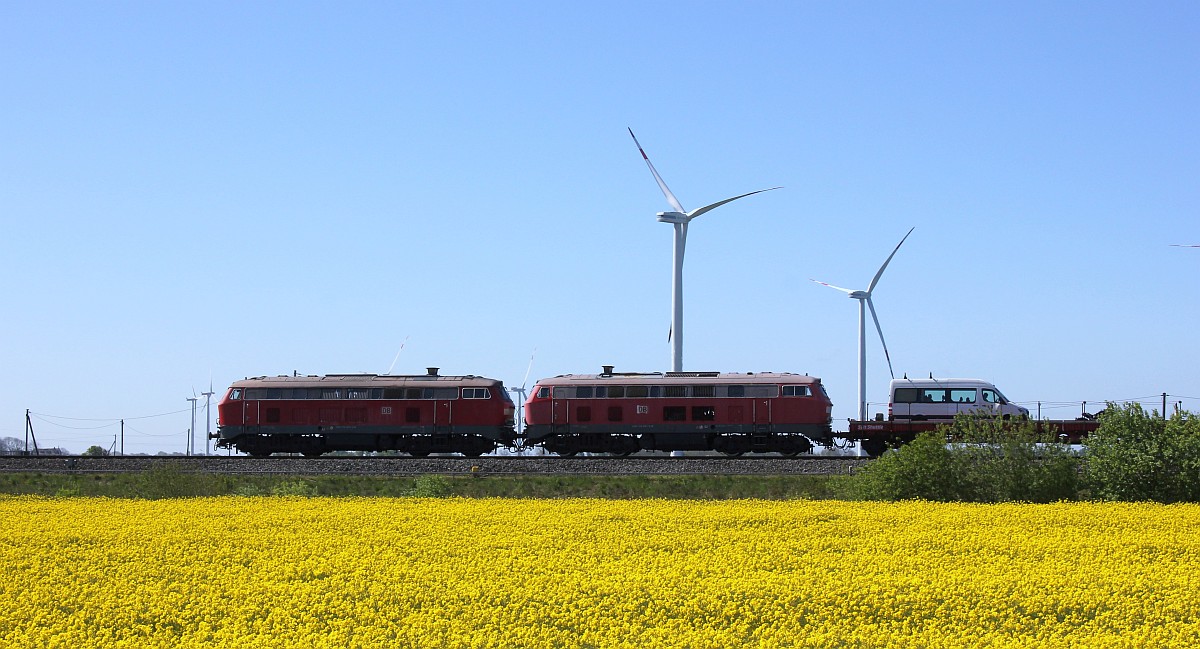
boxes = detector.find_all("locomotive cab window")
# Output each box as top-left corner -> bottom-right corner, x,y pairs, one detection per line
783,385 -> 811,397
228,389 -> 242,400
462,387 -> 491,399
537,387 -> 550,398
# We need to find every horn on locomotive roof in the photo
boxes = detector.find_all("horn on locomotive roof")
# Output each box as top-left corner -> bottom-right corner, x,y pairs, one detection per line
427,367 -> 439,376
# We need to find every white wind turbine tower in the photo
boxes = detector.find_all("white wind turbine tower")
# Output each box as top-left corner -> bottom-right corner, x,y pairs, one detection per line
812,227 -> 914,421
629,129 -> 779,372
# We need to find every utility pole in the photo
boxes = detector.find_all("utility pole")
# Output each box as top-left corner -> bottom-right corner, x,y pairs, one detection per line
120,419 -> 124,456
186,397 -> 198,456
24,409 -> 39,456
1163,393 -> 1168,420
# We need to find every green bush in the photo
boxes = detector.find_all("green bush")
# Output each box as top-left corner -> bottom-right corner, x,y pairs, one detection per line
407,474 -> 451,498
1084,403 -> 1200,503
849,414 -> 1081,502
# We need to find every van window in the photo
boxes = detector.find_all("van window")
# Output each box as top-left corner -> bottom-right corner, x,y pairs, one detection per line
982,389 -> 1006,404
921,389 -> 949,403
893,388 -> 919,404
949,389 -> 976,404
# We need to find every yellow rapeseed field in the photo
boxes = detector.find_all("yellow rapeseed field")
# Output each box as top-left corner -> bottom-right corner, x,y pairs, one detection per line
1,497 -> 1197,648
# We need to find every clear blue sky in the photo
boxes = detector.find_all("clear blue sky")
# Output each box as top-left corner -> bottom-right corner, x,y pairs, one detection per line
2,1 -> 1196,454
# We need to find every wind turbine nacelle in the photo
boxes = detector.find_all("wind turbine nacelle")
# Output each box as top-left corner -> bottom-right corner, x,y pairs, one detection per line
848,291 -> 869,300
656,211 -> 689,224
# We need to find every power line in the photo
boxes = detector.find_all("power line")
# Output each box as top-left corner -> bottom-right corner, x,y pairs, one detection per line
29,405 -> 194,422
29,415 -> 117,431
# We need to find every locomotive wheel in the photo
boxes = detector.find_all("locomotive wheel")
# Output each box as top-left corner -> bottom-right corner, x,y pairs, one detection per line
722,451 -> 745,457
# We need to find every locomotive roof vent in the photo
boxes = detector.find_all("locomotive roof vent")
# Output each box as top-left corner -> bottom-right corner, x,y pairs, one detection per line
601,365 -> 614,376
427,367 -> 439,376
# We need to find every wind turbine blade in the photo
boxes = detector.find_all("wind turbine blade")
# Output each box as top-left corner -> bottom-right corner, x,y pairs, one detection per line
867,227 -> 915,293
687,187 -> 781,220
810,279 -> 856,295
387,336 -> 410,375
628,128 -> 686,214
521,348 -> 537,390
866,297 -> 895,379
1170,244 -> 1200,248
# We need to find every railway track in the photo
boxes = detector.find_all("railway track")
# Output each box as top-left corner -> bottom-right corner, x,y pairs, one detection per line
0,454 -> 868,476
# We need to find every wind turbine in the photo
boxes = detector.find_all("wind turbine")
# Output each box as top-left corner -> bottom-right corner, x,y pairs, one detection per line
812,227 -> 914,421
507,348 -> 536,448
629,129 -> 780,372
202,380 -> 214,456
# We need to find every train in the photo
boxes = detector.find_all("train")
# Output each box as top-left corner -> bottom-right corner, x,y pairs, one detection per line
214,366 -> 1094,458
214,366 -> 834,457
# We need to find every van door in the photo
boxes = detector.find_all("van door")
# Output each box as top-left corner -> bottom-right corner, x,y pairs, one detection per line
981,388 -> 1001,415
949,388 -> 979,418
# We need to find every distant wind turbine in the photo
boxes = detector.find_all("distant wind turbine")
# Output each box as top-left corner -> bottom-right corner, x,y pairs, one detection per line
386,336 -> 410,375
812,227 -> 914,420
629,128 -> 779,372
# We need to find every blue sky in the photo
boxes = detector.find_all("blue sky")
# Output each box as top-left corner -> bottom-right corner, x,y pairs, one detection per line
2,1 -> 1196,453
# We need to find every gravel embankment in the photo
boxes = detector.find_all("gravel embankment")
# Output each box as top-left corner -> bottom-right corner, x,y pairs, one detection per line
0,455 -> 867,476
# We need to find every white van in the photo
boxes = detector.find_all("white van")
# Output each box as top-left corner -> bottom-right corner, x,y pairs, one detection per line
889,378 -> 1029,421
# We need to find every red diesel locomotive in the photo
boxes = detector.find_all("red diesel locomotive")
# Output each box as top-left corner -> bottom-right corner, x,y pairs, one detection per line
523,366 -> 834,456
215,369 -> 516,457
